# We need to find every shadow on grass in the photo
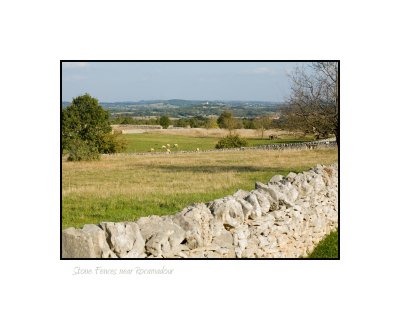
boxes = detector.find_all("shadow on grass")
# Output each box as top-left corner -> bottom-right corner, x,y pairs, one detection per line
151,165 -> 307,174
152,165 -> 266,173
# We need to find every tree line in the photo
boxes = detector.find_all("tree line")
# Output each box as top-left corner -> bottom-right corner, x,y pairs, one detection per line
111,112 -> 278,132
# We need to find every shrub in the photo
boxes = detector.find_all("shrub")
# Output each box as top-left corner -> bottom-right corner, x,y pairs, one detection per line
67,139 -> 100,161
215,134 -> 249,149
101,132 -> 128,153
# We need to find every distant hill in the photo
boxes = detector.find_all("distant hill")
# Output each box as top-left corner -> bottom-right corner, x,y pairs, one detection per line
61,99 -> 285,118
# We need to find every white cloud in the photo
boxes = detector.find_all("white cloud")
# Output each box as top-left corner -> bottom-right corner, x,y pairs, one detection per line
62,62 -> 89,68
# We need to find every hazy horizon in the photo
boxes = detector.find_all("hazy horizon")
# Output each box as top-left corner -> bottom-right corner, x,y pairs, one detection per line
62,62 -> 307,102
62,97 -> 284,103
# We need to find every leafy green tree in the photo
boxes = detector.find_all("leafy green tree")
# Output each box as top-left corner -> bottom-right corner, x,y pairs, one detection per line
62,94 -> 126,160
159,115 -> 171,129
217,110 -> 233,128
217,110 -> 242,132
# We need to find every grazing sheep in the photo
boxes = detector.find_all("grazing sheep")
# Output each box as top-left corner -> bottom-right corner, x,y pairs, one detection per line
174,144 -> 178,148
166,149 -> 171,153
196,148 -> 200,152
150,148 -> 155,152
166,144 -> 170,148
162,145 -> 166,149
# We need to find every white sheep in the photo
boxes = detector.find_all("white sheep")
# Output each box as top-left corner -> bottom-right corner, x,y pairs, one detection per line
166,149 -> 171,153
150,148 -> 154,152
162,145 -> 166,149
174,144 -> 178,148
196,147 -> 200,152
166,144 -> 170,148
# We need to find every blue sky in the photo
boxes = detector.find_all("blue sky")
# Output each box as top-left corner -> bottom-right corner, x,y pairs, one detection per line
62,62 -> 306,102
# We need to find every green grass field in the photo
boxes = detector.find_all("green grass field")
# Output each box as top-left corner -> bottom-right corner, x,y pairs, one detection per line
62,148 -> 338,229
307,230 -> 339,258
122,132 -> 313,153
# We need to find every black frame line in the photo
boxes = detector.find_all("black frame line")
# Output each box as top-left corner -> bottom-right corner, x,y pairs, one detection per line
60,60 -> 340,261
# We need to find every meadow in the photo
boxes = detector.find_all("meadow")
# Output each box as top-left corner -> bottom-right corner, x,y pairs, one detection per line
62,148 -> 338,229
122,131 -> 314,153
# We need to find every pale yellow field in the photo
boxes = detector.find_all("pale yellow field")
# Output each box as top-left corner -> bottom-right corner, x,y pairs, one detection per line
111,126 -> 300,138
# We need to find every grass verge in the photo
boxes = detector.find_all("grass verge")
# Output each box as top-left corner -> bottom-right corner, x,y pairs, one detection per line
307,230 -> 339,258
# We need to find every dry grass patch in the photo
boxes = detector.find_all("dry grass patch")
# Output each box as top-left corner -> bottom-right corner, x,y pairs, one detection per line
138,128 -> 296,138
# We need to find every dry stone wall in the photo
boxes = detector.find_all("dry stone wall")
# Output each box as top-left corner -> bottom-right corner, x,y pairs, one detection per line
62,163 -> 338,258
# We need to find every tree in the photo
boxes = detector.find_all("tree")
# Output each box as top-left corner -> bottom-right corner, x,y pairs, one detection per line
205,117 -> 219,129
217,110 -> 242,132
159,115 -> 171,129
189,116 -> 207,128
242,118 -> 256,129
120,117 -> 134,125
175,118 -> 190,128
285,62 -> 339,144
254,116 -> 272,138
217,110 -> 232,128
62,94 -> 126,160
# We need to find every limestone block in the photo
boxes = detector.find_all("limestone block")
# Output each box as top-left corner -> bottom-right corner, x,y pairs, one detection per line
251,190 -> 271,214
244,194 -> 262,219
233,189 -> 251,200
212,229 -> 234,249
208,197 -> 244,227
82,224 -> 115,258
232,225 -> 249,258
62,228 -> 96,258
269,175 -> 284,183
286,172 -> 297,182
136,216 -> 186,257
237,198 -> 256,220
100,222 -> 143,257
172,203 -> 214,249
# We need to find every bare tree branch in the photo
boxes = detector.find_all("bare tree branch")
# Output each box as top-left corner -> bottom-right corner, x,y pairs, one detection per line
284,62 -> 339,144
